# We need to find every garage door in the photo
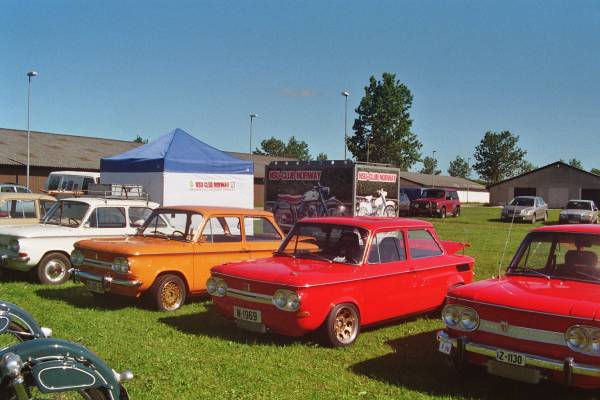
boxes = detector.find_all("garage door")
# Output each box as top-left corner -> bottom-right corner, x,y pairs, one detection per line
548,187 -> 569,208
514,187 -> 536,197
582,189 -> 600,208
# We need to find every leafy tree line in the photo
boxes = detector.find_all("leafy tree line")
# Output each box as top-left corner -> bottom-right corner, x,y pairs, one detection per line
253,136 -> 327,161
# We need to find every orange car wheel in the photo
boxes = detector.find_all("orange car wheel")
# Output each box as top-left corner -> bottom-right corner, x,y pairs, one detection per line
150,274 -> 187,312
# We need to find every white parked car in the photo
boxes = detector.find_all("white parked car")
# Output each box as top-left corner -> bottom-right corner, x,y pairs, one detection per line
0,197 -> 158,284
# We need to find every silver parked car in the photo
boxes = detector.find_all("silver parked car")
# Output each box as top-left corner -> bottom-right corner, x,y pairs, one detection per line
501,196 -> 548,223
559,199 -> 598,224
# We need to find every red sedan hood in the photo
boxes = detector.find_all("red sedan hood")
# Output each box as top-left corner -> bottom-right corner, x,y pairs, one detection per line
211,256 -> 359,288
449,275 -> 600,320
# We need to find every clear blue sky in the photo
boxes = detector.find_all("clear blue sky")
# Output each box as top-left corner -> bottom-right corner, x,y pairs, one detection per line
2,1 -> 599,174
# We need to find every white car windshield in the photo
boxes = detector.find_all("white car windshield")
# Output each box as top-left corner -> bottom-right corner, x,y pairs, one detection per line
566,201 -> 593,210
509,197 -> 534,207
278,223 -> 369,265
43,201 -> 89,227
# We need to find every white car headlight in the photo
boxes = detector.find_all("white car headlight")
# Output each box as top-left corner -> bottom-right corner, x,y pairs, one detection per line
216,279 -> 228,297
442,304 -> 479,332
272,289 -> 301,311
521,208 -> 533,215
565,325 -> 600,355
8,239 -> 19,253
111,257 -> 130,273
70,250 -> 84,266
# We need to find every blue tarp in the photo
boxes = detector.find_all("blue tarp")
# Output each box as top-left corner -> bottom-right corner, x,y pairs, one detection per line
101,128 -> 253,174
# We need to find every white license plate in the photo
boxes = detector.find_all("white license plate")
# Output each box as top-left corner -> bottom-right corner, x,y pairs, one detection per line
438,340 -> 452,355
234,306 -> 262,323
496,349 -> 525,366
86,280 -> 104,294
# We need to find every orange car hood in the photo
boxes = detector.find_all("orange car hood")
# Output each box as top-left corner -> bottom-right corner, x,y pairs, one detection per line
75,235 -> 194,256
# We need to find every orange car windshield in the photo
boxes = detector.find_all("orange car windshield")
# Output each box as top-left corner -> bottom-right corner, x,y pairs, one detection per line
138,211 -> 203,242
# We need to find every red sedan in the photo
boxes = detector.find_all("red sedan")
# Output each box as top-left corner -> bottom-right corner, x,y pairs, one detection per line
438,224 -> 600,389
208,217 -> 474,347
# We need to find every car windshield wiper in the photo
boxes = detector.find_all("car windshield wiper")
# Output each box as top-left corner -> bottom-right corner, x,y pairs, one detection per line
509,267 -> 551,280
273,251 -> 296,258
296,252 -> 332,263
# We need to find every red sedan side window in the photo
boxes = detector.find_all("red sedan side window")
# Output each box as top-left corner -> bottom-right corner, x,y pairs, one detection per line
408,230 -> 443,259
368,231 -> 405,264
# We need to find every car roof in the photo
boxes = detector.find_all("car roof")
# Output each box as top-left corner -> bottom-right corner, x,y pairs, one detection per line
48,171 -> 100,177
156,205 -> 274,217
534,225 -> 600,234
567,199 -> 594,203
421,187 -> 455,191
60,197 -> 159,207
0,193 -> 56,201
297,216 -> 433,230
513,196 -> 538,199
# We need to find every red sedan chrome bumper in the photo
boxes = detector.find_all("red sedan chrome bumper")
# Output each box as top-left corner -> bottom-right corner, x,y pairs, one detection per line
437,330 -> 600,387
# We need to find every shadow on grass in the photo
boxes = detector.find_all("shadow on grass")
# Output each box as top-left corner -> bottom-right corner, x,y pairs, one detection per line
351,331 -> 594,400
35,286 -> 144,311
0,269 -> 37,284
159,305 -> 319,347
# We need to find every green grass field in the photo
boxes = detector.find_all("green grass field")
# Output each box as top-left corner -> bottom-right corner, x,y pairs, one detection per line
0,207 -> 596,399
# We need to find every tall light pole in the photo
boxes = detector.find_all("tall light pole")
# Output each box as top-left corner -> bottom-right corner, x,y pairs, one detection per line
26,71 -> 38,189
341,91 -> 349,160
467,157 -> 471,203
431,150 -> 437,187
249,113 -> 258,166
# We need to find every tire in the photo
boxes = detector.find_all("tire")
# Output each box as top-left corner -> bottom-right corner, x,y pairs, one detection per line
273,204 -> 293,227
543,212 -> 548,222
383,205 -> 396,217
531,214 -> 536,224
37,253 -> 71,285
453,207 -> 461,217
149,274 -> 187,311
323,303 -> 360,347
440,207 -> 447,219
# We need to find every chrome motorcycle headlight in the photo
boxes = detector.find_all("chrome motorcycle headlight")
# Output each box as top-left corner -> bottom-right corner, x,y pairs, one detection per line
566,326 -> 589,350
70,250 -> 84,266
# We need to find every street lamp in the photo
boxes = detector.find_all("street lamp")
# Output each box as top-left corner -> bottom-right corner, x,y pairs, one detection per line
249,113 -> 258,164
26,71 -> 38,190
431,150 -> 437,187
341,91 -> 349,160
467,157 -> 471,203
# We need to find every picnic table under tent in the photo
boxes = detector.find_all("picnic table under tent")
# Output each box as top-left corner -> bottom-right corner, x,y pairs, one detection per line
100,128 -> 254,208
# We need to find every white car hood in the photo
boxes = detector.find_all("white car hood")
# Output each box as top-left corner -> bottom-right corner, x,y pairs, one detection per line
0,224 -> 79,239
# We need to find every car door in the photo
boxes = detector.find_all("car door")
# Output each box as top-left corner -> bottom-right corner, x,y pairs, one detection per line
194,215 -> 246,291
406,228 -> 449,310
360,229 -> 418,323
242,216 -> 284,259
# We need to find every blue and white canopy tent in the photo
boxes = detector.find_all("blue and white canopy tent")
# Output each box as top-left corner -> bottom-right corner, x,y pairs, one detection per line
100,128 -> 254,207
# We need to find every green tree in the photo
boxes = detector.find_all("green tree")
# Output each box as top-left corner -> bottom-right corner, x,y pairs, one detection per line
133,134 -> 148,144
568,158 -> 583,169
591,168 -> 600,176
473,131 -> 527,185
447,156 -> 471,178
514,160 -> 536,176
315,152 -> 328,161
253,136 -> 311,160
347,72 -> 422,169
420,156 -> 441,175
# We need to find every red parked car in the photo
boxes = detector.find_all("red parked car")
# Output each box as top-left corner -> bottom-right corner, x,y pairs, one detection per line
438,224 -> 600,389
208,217 -> 474,347
411,188 -> 461,218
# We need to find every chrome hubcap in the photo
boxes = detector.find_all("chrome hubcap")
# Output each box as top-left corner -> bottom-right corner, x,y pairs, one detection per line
334,307 -> 357,344
45,260 -> 66,282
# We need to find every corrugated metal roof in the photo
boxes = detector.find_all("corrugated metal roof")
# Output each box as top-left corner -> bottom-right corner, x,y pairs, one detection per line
0,128 -> 296,178
400,171 -> 487,191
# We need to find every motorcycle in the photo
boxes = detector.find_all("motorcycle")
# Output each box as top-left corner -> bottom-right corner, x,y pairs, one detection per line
0,301 -> 132,399
356,189 -> 397,217
273,184 -> 345,229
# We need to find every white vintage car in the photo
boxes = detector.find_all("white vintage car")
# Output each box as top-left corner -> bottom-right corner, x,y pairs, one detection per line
0,197 -> 158,284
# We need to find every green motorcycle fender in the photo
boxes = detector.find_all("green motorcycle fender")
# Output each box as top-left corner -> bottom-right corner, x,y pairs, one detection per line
0,300 -> 48,339
0,338 -> 123,399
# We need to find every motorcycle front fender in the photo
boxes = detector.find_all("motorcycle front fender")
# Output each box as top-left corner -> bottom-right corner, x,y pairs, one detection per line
0,338 -> 124,399
0,300 -> 49,339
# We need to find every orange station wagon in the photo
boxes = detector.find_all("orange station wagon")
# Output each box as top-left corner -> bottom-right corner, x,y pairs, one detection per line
69,206 -> 284,311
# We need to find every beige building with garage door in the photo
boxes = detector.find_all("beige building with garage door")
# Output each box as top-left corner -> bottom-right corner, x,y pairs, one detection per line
488,161 -> 600,208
